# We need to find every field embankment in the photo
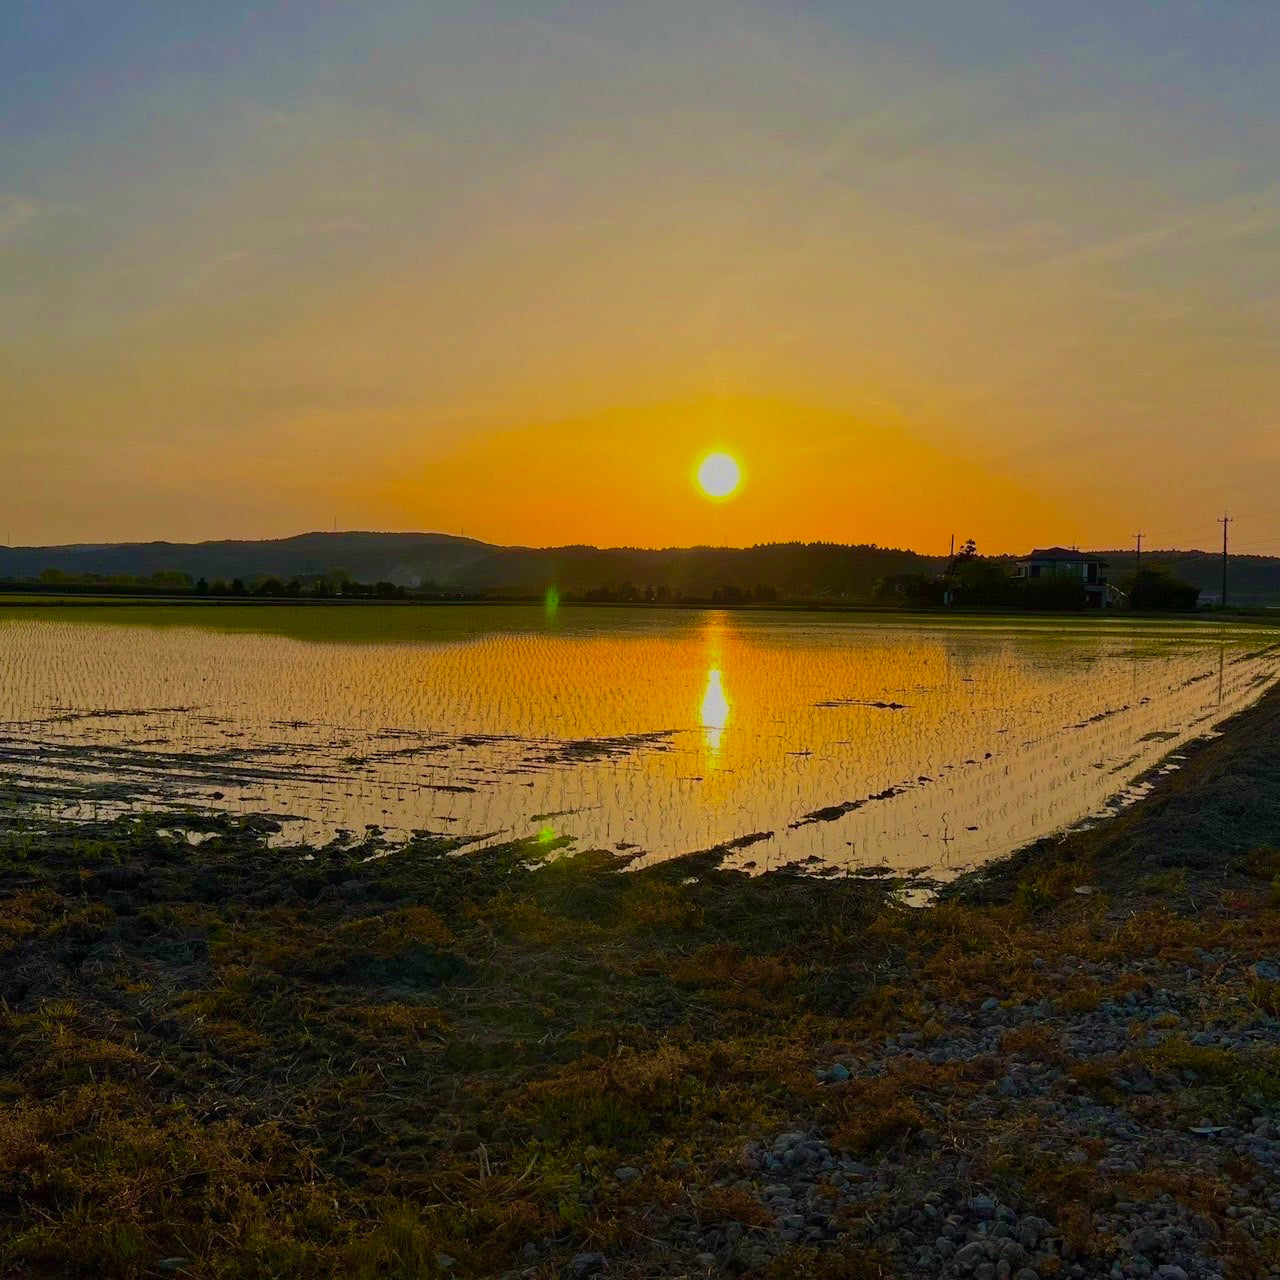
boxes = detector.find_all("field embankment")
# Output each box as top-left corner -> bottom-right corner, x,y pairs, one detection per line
2,694 -> 1280,1277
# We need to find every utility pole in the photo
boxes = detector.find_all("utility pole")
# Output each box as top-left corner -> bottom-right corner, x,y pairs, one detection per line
1218,513 -> 1232,608
1133,531 -> 1143,575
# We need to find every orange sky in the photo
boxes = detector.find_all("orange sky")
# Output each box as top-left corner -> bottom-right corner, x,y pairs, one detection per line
348,399 -> 1072,554
5,2 -> 1280,555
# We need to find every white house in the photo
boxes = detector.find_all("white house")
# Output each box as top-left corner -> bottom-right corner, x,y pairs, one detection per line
1013,547 -> 1112,607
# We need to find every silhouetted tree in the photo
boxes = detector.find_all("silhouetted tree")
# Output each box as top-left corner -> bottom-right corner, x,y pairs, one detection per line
1124,567 -> 1200,611
946,538 -> 978,574
949,556 -> 1014,607
875,572 -> 944,605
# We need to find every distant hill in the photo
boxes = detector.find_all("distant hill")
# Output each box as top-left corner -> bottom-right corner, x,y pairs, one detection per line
0,532 -> 491,588
0,532 -> 944,599
3,532 -> 1280,604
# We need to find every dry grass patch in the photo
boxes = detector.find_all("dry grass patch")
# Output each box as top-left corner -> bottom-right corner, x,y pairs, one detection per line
698,1185 -> 772,1229
999,1024 -> 1066,1064
827,1076 -> 928,1154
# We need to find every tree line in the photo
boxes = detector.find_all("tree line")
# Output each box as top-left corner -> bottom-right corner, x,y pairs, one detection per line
579,583 -> 779,604
874,544 -> 1201,611
195,576 -> 408,599
15,569 -> 413,600
10,551 -> 1203,610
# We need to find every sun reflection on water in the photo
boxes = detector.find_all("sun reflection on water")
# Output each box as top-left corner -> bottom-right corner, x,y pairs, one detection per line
701,667 -> 729,759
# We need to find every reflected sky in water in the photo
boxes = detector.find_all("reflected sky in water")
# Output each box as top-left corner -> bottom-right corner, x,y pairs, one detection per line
1,605 -> 1277,876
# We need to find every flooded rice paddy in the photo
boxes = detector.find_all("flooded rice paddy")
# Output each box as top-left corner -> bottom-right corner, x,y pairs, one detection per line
1,604 -> 1278,876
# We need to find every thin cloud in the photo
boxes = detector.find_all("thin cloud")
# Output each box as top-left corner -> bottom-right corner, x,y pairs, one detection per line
1040,184 -> 1280,273
0,194 -> 38,237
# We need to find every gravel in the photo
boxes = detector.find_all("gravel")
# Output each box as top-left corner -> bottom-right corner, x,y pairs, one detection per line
675,938 -> 1280,1278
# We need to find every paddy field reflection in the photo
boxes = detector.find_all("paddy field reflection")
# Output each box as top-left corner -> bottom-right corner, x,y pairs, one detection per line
0,604 -> 1277,876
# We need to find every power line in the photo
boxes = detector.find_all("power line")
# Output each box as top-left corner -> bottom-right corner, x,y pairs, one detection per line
1212,497 -> 1280,524
1123,520 -> 1221,550
1114,496 -> 1280,563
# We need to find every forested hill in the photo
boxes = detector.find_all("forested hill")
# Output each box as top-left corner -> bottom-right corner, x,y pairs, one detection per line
460,542 -> 950,598
4,533 -> 1280,603
0,533 -> 943,599
0,533 -> 490,590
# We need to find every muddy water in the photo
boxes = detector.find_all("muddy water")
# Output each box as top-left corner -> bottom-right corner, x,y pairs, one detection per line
1,605 -> 1277,875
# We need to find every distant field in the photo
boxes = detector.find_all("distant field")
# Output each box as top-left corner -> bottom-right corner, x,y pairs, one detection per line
3,603 -> 1278,873
2,598 -> 1274,643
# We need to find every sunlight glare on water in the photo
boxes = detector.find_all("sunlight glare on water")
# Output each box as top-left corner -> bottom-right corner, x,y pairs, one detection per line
1,605 -> 1277,876
700,668 -> 730,761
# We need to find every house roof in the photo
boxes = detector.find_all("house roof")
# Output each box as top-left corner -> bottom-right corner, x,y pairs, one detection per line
1021,547 -> 1108,565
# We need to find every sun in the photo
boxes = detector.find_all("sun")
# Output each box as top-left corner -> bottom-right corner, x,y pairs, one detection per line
695,452 -> 742,500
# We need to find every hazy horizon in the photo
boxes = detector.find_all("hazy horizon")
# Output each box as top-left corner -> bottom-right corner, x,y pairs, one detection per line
0,525 -> 1242,561
6,2 -> 1280,555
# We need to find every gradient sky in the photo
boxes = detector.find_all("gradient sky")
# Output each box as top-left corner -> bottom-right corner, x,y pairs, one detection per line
5,1 -> 1280,553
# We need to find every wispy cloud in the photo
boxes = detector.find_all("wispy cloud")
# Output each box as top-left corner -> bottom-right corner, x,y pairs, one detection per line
1040,184 -> 1280,274
0,194 -> 38,237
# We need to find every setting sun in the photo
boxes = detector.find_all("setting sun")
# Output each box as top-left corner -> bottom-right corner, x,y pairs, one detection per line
696,452 -> 742,500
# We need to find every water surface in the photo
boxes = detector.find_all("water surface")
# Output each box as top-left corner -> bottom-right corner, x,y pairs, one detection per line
1,604 -> 1276,875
